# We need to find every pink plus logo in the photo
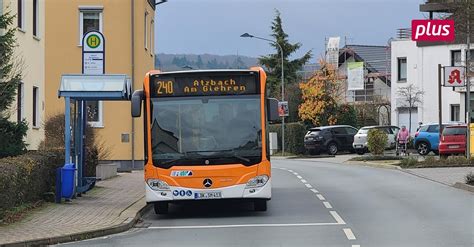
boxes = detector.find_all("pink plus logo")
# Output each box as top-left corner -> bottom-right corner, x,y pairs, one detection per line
412,20 -> 455,42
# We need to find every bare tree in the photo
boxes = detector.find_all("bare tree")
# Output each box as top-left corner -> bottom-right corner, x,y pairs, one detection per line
397,84 -> 424,133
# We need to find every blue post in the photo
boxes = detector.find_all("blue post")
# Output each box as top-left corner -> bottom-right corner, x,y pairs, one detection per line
77,100 -> 84,190
65,97 -> 71,164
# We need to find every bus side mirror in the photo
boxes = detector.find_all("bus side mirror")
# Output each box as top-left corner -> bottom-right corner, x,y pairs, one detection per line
131,90 -> 143,118
267,98 -> 279,122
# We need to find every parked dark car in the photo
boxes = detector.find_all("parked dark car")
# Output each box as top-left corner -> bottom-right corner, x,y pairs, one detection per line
304,125 -> 358,155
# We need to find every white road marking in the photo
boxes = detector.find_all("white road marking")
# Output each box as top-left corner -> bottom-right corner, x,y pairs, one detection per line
279,167 -> 356,242
352,245 -> 361,247
147,222 -> 345,230
343,228 -> 356,240
329,211 -> 346,224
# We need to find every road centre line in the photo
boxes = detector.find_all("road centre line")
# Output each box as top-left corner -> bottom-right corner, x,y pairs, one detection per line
276,167 -> 356,243
329,211 -> 346,224
343,228 -> 356,240
323,201 -> 333,209
147,222 -> 345,230
352,245 -> 361,247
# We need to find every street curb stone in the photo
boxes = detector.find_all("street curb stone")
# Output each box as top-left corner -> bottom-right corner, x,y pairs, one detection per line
345,161 -> 474,193
344,161 -> 402,170
453,182 -> 474,193
1,199 -> 151,247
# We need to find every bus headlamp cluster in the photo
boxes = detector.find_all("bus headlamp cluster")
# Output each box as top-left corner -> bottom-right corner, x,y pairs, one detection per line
245,175 -> 269,188
147,179 -> 170,191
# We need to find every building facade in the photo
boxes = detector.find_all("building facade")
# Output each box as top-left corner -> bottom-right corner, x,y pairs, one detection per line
44,0 -> 155,169
391,35 -> 473,133
3,0 -> 45,150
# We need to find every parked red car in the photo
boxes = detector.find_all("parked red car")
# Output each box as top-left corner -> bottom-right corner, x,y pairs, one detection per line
438,125 -> 467,157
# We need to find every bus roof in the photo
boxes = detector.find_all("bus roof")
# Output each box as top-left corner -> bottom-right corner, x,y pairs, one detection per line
148,69 -> 261,76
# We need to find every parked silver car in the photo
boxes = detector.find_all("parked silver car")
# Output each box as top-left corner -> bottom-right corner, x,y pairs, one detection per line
352,125 -> 400,155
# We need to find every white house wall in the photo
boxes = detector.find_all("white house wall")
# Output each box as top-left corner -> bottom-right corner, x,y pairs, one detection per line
391,40 -> 470,129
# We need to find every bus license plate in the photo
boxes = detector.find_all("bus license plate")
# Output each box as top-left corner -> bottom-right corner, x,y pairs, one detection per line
194,192 -> 222,200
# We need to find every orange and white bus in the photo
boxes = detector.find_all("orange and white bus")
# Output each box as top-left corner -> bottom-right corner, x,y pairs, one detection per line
131,68 -> 278,214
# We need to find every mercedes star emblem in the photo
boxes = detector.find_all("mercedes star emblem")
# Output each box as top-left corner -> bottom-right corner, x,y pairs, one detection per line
203,178 -> 212,188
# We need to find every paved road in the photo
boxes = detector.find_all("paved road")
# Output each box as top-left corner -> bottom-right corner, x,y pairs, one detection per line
61,158 -> 473,247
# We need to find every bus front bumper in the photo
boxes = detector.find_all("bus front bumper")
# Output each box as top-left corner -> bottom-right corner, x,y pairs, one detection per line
145,179 -> 272,203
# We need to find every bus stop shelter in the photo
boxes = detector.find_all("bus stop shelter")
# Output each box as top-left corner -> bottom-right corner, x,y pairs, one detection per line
57,74 -> 131,201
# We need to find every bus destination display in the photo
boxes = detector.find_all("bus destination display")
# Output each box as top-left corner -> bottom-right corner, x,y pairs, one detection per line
150,73 -> 259,97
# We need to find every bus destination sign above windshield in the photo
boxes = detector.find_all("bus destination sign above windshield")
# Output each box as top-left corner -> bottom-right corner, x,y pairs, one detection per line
150,73 -> 259,97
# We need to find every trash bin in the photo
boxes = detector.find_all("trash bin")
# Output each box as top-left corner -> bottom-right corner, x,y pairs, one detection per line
61,163 -> 76,199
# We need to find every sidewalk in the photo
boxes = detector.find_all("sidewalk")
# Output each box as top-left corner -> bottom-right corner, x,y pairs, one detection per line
405,167 -> 473,186
0,171 -> 145,246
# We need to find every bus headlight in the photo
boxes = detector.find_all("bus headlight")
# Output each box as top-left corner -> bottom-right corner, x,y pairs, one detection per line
245,175 -> 269,188
147,179 -> 170,191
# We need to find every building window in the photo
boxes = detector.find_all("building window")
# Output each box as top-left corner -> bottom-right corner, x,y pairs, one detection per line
144,12 -> 148,50
17,0 -> 24,30
17,82 -> 23,123
87,101 -> 103,127
450,104 -> 460,122
451,50 -> 462,66
397,58 -> 407,82
150,19 -> 154,55
33,0 -> 38,37
79,8 -> 102,45
451,50 -> 474,66
32,86 -> 39,128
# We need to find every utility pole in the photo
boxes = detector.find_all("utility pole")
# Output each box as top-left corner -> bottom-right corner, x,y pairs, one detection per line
466,0 -> 471,163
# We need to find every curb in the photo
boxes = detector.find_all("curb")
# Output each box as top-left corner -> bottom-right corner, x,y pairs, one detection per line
346,161 -> 474,193
2,199 -> 151,247
344,161 -> 402,170
453,182 -> 474,193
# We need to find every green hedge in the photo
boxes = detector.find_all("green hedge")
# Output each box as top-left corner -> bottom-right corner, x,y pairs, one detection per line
0,117 -> 28,158
268,122 -> 307,155
0,151 -> 64,220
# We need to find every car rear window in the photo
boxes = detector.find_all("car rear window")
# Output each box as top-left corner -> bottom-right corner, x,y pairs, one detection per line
375,127 -> 391,134
358,128 -> 369,134
427,125 -> 440,133
308,129 -> 321,135
443,127 -> 466,136
418,125 -> 429,132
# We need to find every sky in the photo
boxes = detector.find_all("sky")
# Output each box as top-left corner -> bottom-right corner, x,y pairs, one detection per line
154,0 -> 424,61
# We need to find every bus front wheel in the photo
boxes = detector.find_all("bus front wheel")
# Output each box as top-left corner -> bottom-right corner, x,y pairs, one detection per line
254,200 -> 267,212
154,202 -> 169,214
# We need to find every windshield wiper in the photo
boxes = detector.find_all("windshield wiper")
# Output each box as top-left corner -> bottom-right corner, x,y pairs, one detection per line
186,150 -> 252,164
185,150 -> 232,155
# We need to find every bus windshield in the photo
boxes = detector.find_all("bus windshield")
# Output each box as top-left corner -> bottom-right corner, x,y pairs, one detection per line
150,95 -> 262,168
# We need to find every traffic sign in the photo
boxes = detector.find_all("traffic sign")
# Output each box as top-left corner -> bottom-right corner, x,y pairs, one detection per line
82,31 -> 105,74
443,66 -> 466,87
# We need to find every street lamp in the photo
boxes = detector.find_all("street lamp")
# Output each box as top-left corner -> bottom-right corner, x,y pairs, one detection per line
240,32 -> 286,155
